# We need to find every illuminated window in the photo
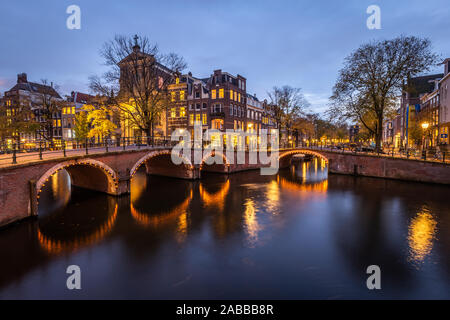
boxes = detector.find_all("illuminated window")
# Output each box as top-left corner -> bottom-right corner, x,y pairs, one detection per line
238,93 -> 241,103
175,77 -> 180,84
234,91 -> 237,101
180,90 -> 185,100
189,114 -> 194,125
196,114 -> 201,124
72,107 -> 76,114
230,90 -> 234,100
219,88 -> 224,98
180,107 -> 186,117
211,89 -> 216,99
171,91 -> 176,102
202,113 -> 207,125
171,108 -> 176,118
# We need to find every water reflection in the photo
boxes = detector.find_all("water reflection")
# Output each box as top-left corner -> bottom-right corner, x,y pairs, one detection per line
38,202 -> 118,254
130,174 -> 193,235
243,198 -> 261,247
0,157 -> 449,299
199,179 -> 230,211
408,206 -> 437,264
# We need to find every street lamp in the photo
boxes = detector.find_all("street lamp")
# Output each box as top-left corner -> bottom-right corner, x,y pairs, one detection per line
421,122 -> 430,159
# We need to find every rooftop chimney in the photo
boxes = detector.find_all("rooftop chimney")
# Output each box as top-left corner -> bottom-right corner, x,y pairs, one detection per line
17,73 -> 27,84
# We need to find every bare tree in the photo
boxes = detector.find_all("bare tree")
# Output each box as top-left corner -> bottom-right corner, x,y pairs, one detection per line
267,86 -> 310,137
329,35 -> 439,151
29,80 -> 65,148
89,34 -> 187,140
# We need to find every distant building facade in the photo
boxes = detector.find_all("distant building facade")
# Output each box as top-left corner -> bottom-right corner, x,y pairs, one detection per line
438,58 -> 450,150
2,73 -> 63,147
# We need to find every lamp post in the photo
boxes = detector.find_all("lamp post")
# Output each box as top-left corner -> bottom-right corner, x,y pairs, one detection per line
421,122 -> 429,160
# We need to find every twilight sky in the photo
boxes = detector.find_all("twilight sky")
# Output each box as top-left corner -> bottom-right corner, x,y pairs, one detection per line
0,0 -> 449,114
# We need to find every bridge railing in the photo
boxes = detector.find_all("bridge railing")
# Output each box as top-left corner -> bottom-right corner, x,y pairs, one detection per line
3,137 -> 448,167
0,136 -> 179,166
303,143 -> 450,164
0,136 -> 282,166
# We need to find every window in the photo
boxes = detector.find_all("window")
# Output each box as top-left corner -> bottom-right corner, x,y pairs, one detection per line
202,113 -> 207,125
238,93 -> 241,103
171,91 -> 176,102
196,114 -> 201,124
211,89 -> 216,99
219,88 -> 224,99
230,90 -> 234,100
180,107 -> 186,117
202,103 -> 207,109
234,91 -> 237,101
180,90 -> 185,101
195,91 -> 200,98
196,103 -> 200,110
230,104 -> 233,115
189,104 -> 193,110
171,108 -> 176,118
189,114 -> 194,125
175,77 -> 180,84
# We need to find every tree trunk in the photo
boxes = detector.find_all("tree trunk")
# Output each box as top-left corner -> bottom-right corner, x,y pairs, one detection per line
375,115 -> 383,152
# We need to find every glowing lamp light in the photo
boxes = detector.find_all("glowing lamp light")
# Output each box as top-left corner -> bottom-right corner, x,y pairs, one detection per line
421,122 -> 429,130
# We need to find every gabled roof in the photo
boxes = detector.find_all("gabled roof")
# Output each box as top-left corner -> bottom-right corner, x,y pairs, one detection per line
8,81 -> 62,99
69,91 -> 96,104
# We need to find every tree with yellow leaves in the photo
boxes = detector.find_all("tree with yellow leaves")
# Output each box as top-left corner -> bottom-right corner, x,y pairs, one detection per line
83,105 -> 117,143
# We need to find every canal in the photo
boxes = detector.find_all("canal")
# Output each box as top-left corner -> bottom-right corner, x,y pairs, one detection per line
0,158 -> 449,299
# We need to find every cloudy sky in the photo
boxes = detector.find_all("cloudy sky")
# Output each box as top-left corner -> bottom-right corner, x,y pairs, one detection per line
0,0 -> 449,114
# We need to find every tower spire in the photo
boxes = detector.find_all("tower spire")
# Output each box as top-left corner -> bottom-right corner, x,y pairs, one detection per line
132,34 -> 140,53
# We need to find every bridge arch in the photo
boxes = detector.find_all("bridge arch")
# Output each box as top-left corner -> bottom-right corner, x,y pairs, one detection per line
130,150 -> 194,180
279,149 -> 329,167
36,159 -> 119,196
34,159 -> 119,216
200,151 -> 231,173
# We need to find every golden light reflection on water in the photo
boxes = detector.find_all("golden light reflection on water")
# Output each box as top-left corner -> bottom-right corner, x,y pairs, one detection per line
266,180 -> 281,214
37,204 -> 118,254
408,207 -> 437,263
199,180 -> 230,211
278,177 -> 328,196
130,190 -> 193,231
244,198 -> 261,247
50,171 -> 71,207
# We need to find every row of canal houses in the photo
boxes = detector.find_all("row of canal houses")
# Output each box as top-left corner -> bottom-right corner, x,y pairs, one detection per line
383,58 -> 450,152
0,42 -> 281,150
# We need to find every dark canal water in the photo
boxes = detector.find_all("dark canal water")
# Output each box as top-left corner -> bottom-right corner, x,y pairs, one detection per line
0,158 -> 449,299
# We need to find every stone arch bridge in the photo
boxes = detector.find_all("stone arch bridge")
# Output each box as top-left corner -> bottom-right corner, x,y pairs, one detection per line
0,147 -> 448,227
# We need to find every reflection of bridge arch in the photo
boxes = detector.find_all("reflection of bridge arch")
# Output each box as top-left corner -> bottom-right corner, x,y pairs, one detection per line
35,159 -> 119,213
279,149 -> 329,163
130,150 -> 194,178
130,189 -> 193,228
37,203 -> 118,254
199,180 -> 230,209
